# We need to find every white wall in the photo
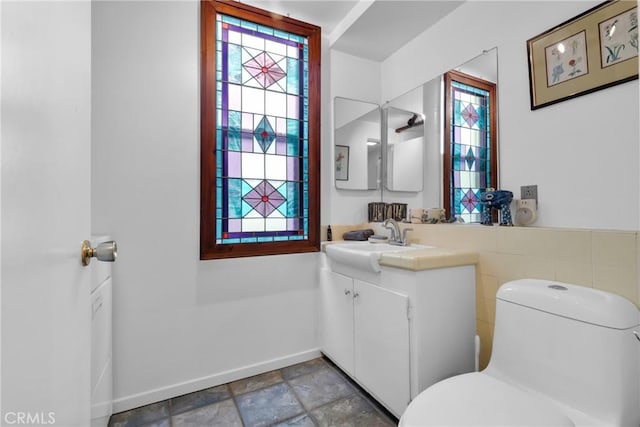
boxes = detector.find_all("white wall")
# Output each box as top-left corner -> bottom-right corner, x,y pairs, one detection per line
328,50 -> 383,224
335,120 -> 379,189
422,77 -> 443,209
381,1 -> 639,231
91,1 -> 319,411
388,136 -> 423,192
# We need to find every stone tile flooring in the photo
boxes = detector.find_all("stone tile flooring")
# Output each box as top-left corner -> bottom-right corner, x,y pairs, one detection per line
108,356 -> 398,427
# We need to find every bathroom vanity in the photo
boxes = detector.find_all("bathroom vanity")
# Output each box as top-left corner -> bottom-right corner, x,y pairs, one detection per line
320,243 -> 477,417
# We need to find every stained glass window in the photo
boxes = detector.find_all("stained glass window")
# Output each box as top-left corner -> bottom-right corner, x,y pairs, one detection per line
444,71 -> 496,224
201,1 -> 320,259
215,14 -> 308,244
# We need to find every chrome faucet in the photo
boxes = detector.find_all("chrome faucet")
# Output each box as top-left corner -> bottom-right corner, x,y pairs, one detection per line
383,218 -> 412,246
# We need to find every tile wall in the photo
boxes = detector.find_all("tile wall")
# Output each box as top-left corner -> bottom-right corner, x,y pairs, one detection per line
328,223 -> 640,370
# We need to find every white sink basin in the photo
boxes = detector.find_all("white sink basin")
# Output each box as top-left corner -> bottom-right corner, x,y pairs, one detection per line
325,241 -> 430,273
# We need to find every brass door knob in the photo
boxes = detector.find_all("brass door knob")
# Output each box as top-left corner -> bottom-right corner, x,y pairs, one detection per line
81,240 -> 117,267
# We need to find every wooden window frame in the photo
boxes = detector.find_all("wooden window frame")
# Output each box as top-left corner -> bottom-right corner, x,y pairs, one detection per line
443,70 -> 497,222
200,0 -> 321,260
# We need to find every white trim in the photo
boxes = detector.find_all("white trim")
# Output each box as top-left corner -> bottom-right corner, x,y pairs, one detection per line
327,0 -> 374,47
112,348 -> 322,413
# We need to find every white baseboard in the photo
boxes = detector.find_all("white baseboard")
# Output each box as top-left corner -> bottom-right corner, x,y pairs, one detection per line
112,348 -> 322,413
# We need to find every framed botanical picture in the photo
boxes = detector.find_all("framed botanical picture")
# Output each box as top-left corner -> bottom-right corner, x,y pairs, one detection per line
544,31 -> 588,86
599,6 -> 638,67
527,0 -> 638,110
335,145 -> 349,181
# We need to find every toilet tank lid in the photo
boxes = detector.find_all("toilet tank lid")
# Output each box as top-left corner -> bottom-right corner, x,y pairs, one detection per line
497,279 -> 640,329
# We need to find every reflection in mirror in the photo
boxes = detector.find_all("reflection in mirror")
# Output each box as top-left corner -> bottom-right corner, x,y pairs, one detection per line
383,47 -> 498,219
444,48 -> 498,223
334,97 -> 381,190
384,106 -> 424,192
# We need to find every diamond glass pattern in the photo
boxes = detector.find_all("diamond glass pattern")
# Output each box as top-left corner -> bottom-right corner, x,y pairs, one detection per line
450,81 -> 491,224
216,14 -> 308,243
465,147 -> 476,170
461,189 -> 479,212
254,116 -> 275,152
243,179 -> 285,216
461,103 -> 479,128
243,52 -> 286,89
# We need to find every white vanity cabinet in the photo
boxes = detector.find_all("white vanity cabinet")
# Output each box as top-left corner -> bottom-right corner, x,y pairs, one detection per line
381,265 -> 476,399
353,277 -> 410,416
320,269 -> 410,417
320,248 -> 476,418
320,270 -> 355,374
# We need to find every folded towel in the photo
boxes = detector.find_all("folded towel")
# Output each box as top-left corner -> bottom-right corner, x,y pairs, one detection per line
342,229 -> 375,241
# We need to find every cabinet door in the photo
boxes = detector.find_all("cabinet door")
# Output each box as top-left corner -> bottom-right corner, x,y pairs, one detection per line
354,280 -> 410,417
319,269 -> 355,375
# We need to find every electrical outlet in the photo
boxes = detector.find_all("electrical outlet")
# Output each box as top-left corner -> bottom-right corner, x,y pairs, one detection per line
521,185 -> 538,203
517,199 -> 537,210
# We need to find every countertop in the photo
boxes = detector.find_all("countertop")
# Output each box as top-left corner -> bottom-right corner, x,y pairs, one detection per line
322,241 -> 478,272
378,246 -> 478,271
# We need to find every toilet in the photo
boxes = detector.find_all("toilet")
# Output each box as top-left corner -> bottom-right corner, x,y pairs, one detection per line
400,279 -> 640,426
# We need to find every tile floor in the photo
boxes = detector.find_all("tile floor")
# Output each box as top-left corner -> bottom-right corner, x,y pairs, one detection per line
108,356 -> 398,427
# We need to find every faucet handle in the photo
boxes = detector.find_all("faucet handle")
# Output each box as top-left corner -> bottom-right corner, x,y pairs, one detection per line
401,227 -> 413,244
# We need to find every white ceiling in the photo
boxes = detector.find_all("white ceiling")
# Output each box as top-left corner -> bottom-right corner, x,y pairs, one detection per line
332,1 -> 464,61
241,0 -> 465,62
241,0 -> 360,34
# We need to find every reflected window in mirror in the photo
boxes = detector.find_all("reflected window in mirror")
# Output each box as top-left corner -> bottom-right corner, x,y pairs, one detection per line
443,70 -> 497,223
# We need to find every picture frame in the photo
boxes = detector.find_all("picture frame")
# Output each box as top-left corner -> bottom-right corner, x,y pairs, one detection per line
527,0 -> 638,110
335,145 -> 349,181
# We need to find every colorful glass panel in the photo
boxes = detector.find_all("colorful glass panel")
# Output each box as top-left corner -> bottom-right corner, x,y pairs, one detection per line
450,81 -> 491,223
216,14 -> 308,243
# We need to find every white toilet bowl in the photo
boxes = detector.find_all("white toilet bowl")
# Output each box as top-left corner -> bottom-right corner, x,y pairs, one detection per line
400,372 -> 573,426
400,279 -> 640,427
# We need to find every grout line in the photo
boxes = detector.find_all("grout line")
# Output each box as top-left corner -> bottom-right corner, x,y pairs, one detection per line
281,365 -> 330,414
111,357 -> 398,427
322,357 -> 398,424
229,391 -> 246,427
167,398 -> 174,427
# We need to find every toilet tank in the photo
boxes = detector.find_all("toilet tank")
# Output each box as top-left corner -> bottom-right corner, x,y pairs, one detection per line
486,279 -> 640,426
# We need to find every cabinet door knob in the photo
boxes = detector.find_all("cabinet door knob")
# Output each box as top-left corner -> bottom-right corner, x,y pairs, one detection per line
353,292 -> 360,299
344,289 -> 351,296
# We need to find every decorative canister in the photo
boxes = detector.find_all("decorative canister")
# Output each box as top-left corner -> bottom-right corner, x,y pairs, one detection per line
409,208 -> 426,224
426,208 -> 446,222
368,202 -> 387,222
387,203 -> 407,221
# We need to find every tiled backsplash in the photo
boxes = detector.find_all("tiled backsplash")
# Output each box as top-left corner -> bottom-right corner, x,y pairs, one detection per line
326,223 -> 640,370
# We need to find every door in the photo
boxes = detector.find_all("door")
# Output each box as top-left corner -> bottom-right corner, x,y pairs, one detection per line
319,269 -> 355,375
2,2 -> 93,426
354,280 -> 410,417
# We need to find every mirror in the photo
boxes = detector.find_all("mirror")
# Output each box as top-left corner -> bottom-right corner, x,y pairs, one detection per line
384,106 -> 424,192
334,97 -> 381,190
384,47 -> 498,205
